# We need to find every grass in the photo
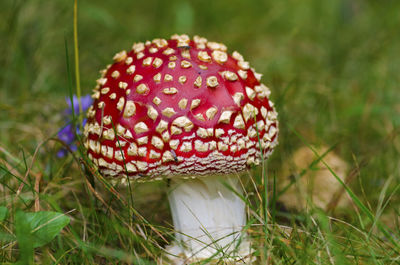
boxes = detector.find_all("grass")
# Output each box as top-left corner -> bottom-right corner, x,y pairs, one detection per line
1,0 -> 400,264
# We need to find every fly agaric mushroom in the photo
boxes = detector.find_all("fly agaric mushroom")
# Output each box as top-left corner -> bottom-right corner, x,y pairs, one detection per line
83,34 -> 278,263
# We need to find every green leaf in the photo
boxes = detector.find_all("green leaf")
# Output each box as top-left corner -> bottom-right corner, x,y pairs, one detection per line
15,210 -> 34,265
0,206 -> 8,221
16,211 -> 70,249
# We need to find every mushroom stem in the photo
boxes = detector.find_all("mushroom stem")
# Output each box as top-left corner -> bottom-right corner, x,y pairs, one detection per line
166,175 -> 252,262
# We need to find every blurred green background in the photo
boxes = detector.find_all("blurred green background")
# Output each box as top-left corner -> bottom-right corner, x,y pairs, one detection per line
1,0 -> 399,198
0,0 -> 399,263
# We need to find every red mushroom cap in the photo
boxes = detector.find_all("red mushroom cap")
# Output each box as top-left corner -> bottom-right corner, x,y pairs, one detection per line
84,34 -> 278,179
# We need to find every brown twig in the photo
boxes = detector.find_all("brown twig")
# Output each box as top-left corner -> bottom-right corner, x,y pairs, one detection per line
16,141 -> 45,197
34,173 -> 42,212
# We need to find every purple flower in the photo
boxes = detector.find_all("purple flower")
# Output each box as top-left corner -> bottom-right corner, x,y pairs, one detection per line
57,95 -> 93,158
65,94 -> 93,115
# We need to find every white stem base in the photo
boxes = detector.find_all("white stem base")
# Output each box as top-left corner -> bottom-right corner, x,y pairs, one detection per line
164,175 -> 253,264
